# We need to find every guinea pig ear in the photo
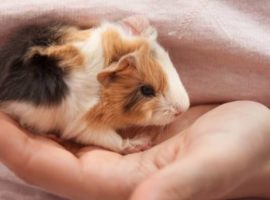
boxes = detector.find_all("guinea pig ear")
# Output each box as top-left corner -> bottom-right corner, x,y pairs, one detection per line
120,15 -> 158,40
97,54 -> 138,87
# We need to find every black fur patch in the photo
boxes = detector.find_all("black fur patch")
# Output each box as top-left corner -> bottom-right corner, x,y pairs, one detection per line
0,23 -> 70,106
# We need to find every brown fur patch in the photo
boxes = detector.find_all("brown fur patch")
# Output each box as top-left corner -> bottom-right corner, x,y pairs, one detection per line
102,28 -> 146,65
27,44 -> 85,70
84,45 -> 168,129
24,26 -> 91,70
63,28 -> 91,43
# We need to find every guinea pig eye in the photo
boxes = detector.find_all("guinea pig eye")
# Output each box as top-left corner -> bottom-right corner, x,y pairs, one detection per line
140,85 -> 155,97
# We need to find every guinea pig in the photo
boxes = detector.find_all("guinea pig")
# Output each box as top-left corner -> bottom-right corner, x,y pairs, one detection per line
0,17 -> 190,154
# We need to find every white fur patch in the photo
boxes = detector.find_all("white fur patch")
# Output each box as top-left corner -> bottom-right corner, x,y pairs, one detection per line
153,42 -> 190,112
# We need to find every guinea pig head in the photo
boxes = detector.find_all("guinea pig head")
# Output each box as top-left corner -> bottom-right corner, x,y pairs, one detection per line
95,45 -> 189,128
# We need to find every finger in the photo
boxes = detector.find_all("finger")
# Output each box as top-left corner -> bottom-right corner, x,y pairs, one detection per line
131,101 -> 270,200
131,154 -> 241,200
0,113 -> 144,200
131,137 -> 270,200
0,113 -> 89,198
131,137 -> 268,200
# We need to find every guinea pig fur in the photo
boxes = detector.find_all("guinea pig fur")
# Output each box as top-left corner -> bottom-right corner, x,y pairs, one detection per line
0,20 -> 190,154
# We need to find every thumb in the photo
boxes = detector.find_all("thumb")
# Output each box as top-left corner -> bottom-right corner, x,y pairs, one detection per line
130,154 -> 248,200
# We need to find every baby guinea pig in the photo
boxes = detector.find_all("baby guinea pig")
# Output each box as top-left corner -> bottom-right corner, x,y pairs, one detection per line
0,17 -> 190,154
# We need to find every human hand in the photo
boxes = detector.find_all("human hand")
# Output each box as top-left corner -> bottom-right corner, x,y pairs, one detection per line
0,101 -> 270,200
0,105 -> 212,200
131,101 -> 270,200
0,112 -> 148,200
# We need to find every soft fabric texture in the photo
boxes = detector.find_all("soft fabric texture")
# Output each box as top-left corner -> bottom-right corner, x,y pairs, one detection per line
0,0 -> 270,199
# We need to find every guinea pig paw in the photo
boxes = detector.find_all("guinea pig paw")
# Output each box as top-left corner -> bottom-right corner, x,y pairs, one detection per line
121,137 -> 152,154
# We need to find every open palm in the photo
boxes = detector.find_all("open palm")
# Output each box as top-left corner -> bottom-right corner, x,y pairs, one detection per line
0,101 -> 270,200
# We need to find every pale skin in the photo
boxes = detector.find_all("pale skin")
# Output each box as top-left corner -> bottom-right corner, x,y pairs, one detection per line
0,101 -> 270,200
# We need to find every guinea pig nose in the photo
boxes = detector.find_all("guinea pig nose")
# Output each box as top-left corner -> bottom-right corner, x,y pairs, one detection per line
174,106 -> 183,117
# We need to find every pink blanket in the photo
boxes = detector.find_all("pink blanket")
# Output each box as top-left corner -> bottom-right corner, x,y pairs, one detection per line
0,0 -> 270,199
